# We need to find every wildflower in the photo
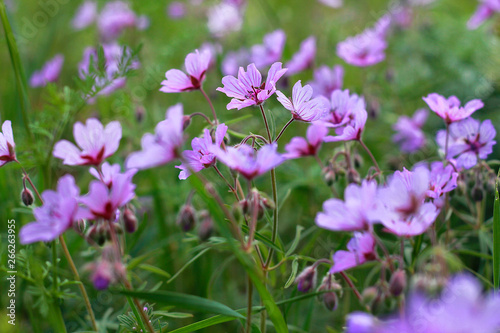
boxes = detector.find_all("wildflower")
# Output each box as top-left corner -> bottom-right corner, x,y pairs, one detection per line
316,89 -> 366,129
29,55 -> 64,87
392,108 -> 428,153
337,29 -> 387,67
0,120 -> 16,167
207,2 -> 243,38
72,1 -> 97,30
276,80 -> 329,122
167,2 -> 186,19
373,14 -> 392,38
468,0 -> 500,29
89,162 -> 137,188
308,64 -> 344,98
284,124 -> 328,159
19,175 -> 91,244
285,36 -> 316,76
330,232 -> 376,273
316,180 -> 379,232
250,30 -> 286,70
422,93 -> 483,124
221,48 -> 250,76
323,107 -> 367,142
176,123 -> 228,179
53,118 -> 121,166
80,171 -> 136,221
160,49 -> 211,93
97,1 -> 138,41
437,117 -> 496,169
425,161 -> 458,207
211,143 -> 284,180
217,62 -> 287,110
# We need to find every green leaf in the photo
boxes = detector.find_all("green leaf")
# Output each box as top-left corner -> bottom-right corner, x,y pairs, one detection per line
118,290 -> 244,319
138,264 -> 171,279
167,248 -> 210,284
493,169 -> 500,291
286,226 -> 305,257
284,257 -> 299,289
241,224 -> 283,253
154,311 -> 193,319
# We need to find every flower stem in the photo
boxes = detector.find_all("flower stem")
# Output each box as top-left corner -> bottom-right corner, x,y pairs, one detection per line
339,271 -> 362,301
259,105 -> 272,143
190,112 -> 213,126
213,165 -> 239,201
358,139 -> 381,174
274,118 -> 294,143
200,87 -> 218,125
246,274 -> 253,333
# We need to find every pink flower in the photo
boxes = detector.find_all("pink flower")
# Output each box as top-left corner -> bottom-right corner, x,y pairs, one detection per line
19,175 -> 91,244
323,107 -> 367,142
316,180 -> 379,232
221,48 -> 250,76
217,62 -> 287,110
30,55 -> 64,87
168,1 -> 186,19
284,124 -> 328,159
422,93 -> 483,124
308,65 -> 344,98
276,80 -> 329,122
80,171 -> 136,221
468,0 -> 500,29
160,49 -> 211,93
211,143 -> 284,180
425,161 -> 458,208
337,29 -> 387,67
97,1 -> 137,41
316,89 -> 365,128
0,120 -> 16,167
126,104 -> 185,170
207,2 -> 243,38
176,123 -> 228,179
53,118 -> 122,166
330,232 -> 377,273
251,30 -> 286,69
285,36 -> 316,76
89,162 -> 137,188
392,108 -> 428,153
72,1 -> 97,30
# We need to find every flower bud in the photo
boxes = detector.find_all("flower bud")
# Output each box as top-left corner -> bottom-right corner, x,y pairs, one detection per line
361,286 -> 379,306
322,167 -> 336,186
353,153 -> 363,169
177,204 -> 197,231
135,106 -> 145,123
322,291 -> 338,311
123,207 -> 138,233
92,261 -> 113,290
182,115 -> 192,130
295,266 -> 317,293
198,211 -> 214,241
21,188 -> 34,206
368,99 -> 380,119
317,273 -> 341,311
389,270 -> 406,297
347,169 -> 360,184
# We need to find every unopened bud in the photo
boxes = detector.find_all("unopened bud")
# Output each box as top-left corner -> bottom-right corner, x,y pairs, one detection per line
361,286 -> 379,306
347,169 -> 360,184
389,270 -> 406,297
92,261 -> 113,290
322,167 -> 336,186
123,208 -> 138,233
182,115 -> 192,130
198,211 -> 214,241
296,266 -> 317,293
353,153 -> 363,169
135,106 -> 145,122
368,99 -> 380,119
21,188 -> 34,206
317,273 -> 341,311
322,291 -> 338,311
177,205 -> 197,231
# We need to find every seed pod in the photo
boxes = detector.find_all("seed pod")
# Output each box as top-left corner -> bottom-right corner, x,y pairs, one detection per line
177,204 -> 197,232
21,188 -> 34,206
389,270 -> 407,297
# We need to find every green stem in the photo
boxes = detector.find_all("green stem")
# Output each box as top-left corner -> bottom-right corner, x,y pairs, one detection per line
246,275 -> 253,333
259,105 -> 272,144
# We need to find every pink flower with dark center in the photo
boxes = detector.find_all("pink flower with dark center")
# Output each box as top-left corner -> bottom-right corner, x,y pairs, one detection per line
423,93 -> 483,124
89,162 -> 137,188
0,120 -> 16,167
217,62 -> 287,110
276,80 -> 329,122
330,232 -> 377,273
80,171 -> 136,221
424,161 -> 458,208
19,175 -> 92,244
323,107 -> 367,142
316,180 -> 379,232
30,55 -> 64,87
160,49 -> 211,93
284,124 -> 328,159
53,118 -> 122,166
308,64 -> 344,98
211,143 -> 284,180
316,89 -> 365,128
251,30 -> 286,69
126,104 -> 185,170
285,36 -> 316,76
176,123 -> 228,179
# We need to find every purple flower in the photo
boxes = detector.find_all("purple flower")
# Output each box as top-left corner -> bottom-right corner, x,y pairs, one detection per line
318,0 -> 343,8
97,1 -> 137,41
0,120 -> 16,167
176,123 -> 228,179
323,107 -> 367,142
437,117 -> 496,169
80,171 -> 136,221
377,167 -> 439,237
221,48 -> 250,76
126,104 -> 185,170
392,108 -> 428,153
284,124 -> 328,159
468,0 -> 500,29
72,1 -> 97,30
316,180 -> 379,232
160,49 -> 211,93
422,93 -> 483,124
285,36 -> 316,76
337,29 -> 387,67
316,89 -> 365,128
168,1 -> 186,19
346,274 -> 500,333
53,118 -> 122,166
90,162 -> 137,188
207,3 -> 243,38
250,30 -> 286,70
425,161 -> 458,207
330,232 -> 376,273
276,80 -> 329,122
19,175 -> 91,244
217,62 -> 287,110
308,65 -> 344,98
211,143 -> 284,180
30,55 -> 64,87
373,14 -> 392,38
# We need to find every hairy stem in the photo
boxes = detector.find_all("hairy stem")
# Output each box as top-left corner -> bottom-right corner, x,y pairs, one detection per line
200,87 -> 218,125
274,118 -> 294,143
358,139 -> 381,174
